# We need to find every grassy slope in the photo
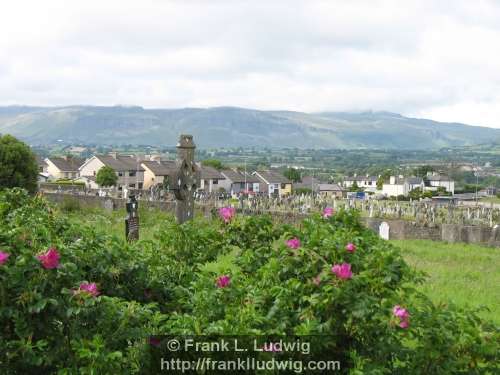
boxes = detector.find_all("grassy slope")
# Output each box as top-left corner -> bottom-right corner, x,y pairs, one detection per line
392,239 -> 500,324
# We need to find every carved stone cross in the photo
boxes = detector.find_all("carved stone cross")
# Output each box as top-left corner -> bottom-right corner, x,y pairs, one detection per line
173,134 -> 200,224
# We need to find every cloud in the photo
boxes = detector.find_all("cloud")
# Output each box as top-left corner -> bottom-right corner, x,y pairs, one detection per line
0,0 -> 499,128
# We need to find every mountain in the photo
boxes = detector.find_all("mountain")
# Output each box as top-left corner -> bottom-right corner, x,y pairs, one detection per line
0,105 -> 498,149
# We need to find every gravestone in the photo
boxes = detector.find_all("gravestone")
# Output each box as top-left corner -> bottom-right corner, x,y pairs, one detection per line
379,221 -> 390,240
125,195 -> 139,242
173,135 -> 200,224
103,198 -> 114,212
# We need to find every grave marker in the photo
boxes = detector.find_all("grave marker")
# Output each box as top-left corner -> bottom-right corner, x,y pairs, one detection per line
125,194 -> 139,241
379,221 -> 390,240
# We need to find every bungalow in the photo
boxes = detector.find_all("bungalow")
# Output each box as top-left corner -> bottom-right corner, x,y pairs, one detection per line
425,173 -> 455,194
253,170 -> 292,198
45,156 -> 85,180
294,176 -> 344,197
79,152 -> 145,190
343,176 -> 378,192
198,164 -> 225,193
220,169 -> 260,195
382,176 -> 424,197
318,183 -> 344,198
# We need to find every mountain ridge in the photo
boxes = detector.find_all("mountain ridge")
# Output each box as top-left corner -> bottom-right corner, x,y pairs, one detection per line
0,105 -> 498,149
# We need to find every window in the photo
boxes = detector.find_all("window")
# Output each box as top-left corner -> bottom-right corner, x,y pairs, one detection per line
240,182 -> 245,188
129,171 -> 136,177
138,183 -> 143,189
213,179 -> 218,184
281,183 -> 286,189
118,172 -> 123,177
129,183 -> 135,188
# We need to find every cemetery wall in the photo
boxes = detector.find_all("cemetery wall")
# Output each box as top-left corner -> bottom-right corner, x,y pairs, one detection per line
44,193 -> 498,247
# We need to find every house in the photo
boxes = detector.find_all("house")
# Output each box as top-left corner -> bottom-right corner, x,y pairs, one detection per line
294,176 -> 344,197
45,156 -> 85,180
35,155 -> 49,174
343,176 -> 378,192
79,152 -> 145,190
318,183 -> 344,198
425,173 -> 455,194
198,165 -> 225,193
140,159 -> 177,190
220,169 -> 260,195
75,176 -> 100,190
253,170 -> 292,198
382,176 -> 424,197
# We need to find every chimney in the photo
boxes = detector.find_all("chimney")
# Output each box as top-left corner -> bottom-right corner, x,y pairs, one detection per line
109,152 -> 118,159
390,176 -> 396,185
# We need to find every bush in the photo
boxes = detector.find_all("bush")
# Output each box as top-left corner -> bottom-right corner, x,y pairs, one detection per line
0,189 -> 497,373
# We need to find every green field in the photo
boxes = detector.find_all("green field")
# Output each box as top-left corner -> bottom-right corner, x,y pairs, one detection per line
393,239 -> 500,325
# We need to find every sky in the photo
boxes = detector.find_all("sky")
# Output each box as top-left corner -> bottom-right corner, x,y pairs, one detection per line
1,0 -> 500,128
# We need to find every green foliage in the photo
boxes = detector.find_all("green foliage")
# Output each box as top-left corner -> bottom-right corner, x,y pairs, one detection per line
201,159 -> 225,170
0,189 -> 497,373
96,166 -> 118,187
0,134 -> 38,193
283,168 -> 301,182
294,187 -> 312,195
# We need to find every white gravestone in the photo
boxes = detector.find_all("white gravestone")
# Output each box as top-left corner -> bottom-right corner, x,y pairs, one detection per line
379,221 -> 390,240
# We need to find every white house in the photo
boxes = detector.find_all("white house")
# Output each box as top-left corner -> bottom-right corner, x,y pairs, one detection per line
343,176 -> 378,192
79,153 -> 145,190
382,176 -> 424,197
425,173 -> 455,195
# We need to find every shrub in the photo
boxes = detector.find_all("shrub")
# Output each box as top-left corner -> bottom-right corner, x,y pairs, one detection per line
0,190 -> 497,373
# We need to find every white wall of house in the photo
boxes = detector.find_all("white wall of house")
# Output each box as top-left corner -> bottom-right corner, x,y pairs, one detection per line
382,183 -> 405,197
79,157 -> 106,177
428,180 -> 455,194
79,157 -> 144,190
45,159 -> 77,180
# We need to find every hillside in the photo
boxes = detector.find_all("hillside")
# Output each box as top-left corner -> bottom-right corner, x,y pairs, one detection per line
0,106 -> 498,149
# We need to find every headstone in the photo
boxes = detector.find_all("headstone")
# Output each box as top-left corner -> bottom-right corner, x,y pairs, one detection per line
379,221 -> 390,240
125,195 -> 139,241
173,135 -> 200,224
103,198 -> 114,212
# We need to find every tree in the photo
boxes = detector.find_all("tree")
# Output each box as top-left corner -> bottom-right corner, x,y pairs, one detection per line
283,168 -> 301,182
96,166 -> 118,187
201,159 -> 224,170
0,134 -> 38,193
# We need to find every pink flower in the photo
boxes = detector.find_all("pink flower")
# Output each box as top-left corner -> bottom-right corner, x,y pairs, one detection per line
216,275 -> 231,288
393,305 -> 410,329
331,263 -> 353,280
285,237 -> 301,249
37,247 -> 60,269
323,207 -> 334,218
219,207 -> 236,223
0,251 -> 10,265
78,282 -> 100,297
345,243 -> 356,253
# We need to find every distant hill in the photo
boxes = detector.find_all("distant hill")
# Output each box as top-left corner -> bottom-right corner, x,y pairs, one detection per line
0,105 -> 498,149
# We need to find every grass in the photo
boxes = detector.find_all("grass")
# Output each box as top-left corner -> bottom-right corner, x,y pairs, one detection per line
392,239 -> 500,325
480,196 -> 500,204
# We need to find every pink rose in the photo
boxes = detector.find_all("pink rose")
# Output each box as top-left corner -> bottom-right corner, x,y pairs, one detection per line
216,275 -> 231,288
331,263 -> 353,280
285,237 -> 301,249
393,305 -> 410,329
78,282 -> 100,297
0,251 -> 10,265
37,247 -> 60,269
345,243 -> 356,253
323,207 -> 334,218
219,207 -> 236,223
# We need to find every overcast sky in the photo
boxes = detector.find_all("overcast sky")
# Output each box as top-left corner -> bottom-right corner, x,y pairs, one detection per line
1,0 -> 500,128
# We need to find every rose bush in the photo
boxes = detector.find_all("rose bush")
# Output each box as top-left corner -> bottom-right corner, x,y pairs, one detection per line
0,189 -> 497,373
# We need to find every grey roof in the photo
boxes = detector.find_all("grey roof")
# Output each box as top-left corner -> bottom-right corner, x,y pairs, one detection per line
221,169 -> 259,183
427,175 -> 452,182
318,183 -> 343,191
393,177 -> 423,185
344,176 -> 378,182
141,160 -> 177,176
47,157 -> 85,172
35,155 -> 48,167
96,155 -> 145,172
199,165 -> 225,180
254,170 -> 291,184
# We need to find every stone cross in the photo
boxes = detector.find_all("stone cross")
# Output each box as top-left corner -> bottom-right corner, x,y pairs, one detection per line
125,194 -> 139,241
173,134 -> 200,224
